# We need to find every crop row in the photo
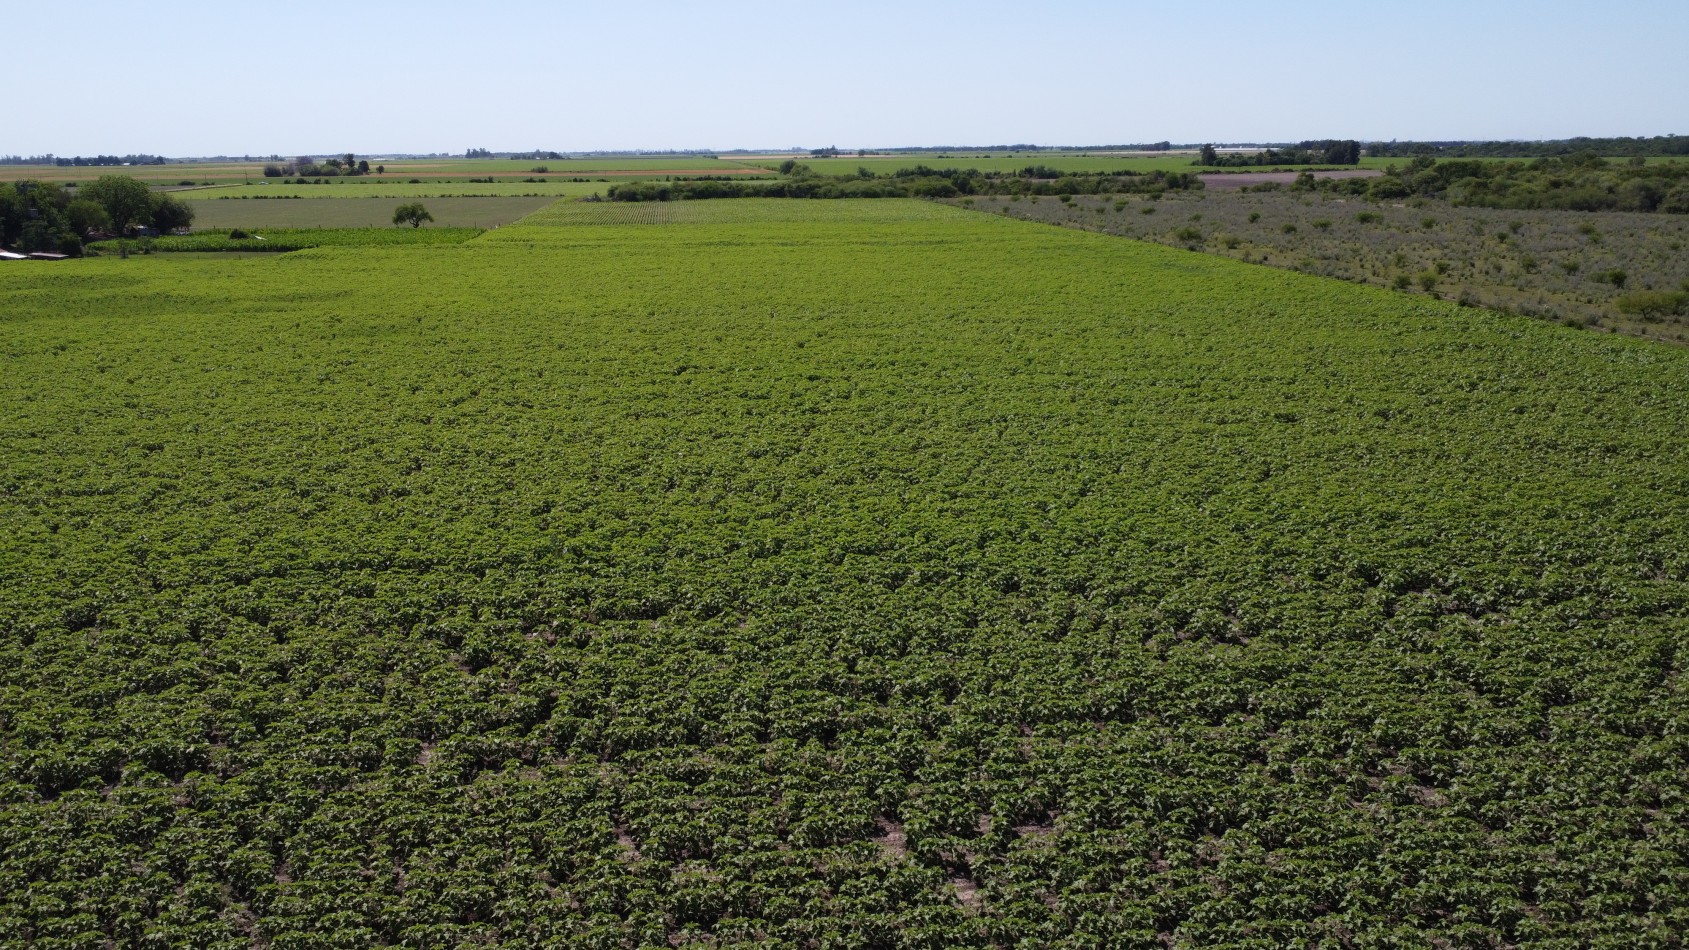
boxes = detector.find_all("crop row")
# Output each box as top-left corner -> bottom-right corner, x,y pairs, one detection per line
2,200 -> 1687,946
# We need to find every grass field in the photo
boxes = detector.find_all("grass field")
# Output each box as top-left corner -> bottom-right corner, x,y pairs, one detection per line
0,157 -> 771,187
176,181 -> 623,200
179,196 -> 559,229
4,200 -> 1688,946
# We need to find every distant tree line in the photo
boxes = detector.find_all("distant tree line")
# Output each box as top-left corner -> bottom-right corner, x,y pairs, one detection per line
0,175 -> 195,255
1366,135 -> 1689,158
0,154 -> 169,166
1316,154 -> 1689,213
263,154 -> 375,178
1198,141 -> 1361,167
608,166 -> 1203,202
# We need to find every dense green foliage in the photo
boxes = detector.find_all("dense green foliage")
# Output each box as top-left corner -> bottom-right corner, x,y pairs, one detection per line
2,176 -> 201,257
0,181 -> 87,256
3,200 -> 1689,947
607,168 -> 1202,202
1199,142 -> 1361,167
1329,155 -> 1689,213
86,227 -> 483,253
1367,136 -> 1689,158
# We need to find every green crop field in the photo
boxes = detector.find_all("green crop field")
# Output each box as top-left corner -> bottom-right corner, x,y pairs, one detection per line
3,199 -> 1688,946
177,196 -> 559,230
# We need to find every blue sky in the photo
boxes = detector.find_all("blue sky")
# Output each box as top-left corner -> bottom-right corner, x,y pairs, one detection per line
10,0 -> 1686,156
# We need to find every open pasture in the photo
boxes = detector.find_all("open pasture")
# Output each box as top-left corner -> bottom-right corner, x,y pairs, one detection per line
178,180 -> 649,201
4,199 -> 1688,946
0,157 -> 771,187
178,196 -> 560,229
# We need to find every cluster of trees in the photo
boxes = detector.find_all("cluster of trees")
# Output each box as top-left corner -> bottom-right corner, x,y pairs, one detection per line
0,154 -> 168,166
1367,135 -> 1689,158
1328,154 -> 1689,213
263,154 -> 378,178
0,175 -> 194,255
609,167 -> 1202,202
1197,141 -> 1362,167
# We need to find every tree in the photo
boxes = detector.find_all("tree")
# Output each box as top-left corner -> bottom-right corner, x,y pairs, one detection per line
80,175 -> 154,231
393,203 -> 433,228
358,160 -> 370,175
375,164 -> 385,175
1199,144 -> 1218,166
66,199 -> 111,235
151,194 -> 195,233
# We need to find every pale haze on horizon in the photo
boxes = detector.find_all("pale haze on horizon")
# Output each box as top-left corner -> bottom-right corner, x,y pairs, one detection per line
9,0 -> 1686,156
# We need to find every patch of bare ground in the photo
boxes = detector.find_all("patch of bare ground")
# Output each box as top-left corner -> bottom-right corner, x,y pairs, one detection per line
615,824 -> 642,860
873,818 -> 908,858
951,874 -> 983,911
1199,170 -> 1382,191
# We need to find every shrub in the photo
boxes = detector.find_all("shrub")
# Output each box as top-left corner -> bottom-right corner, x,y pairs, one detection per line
1614,290 -> 1689,317
1312,219 -> 1332,230
1281,223 -> 1298,234
1355,211 -> 1381,224
1421,217 -> 1437,229
229,229 -> 250,240
1247,212 -> 1261,223
1173,226 -> 1202,242
1593,269 -> 1628,288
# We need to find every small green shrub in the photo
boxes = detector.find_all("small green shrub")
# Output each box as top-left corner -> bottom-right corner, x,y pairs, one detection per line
1614,290 -> 1689,317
